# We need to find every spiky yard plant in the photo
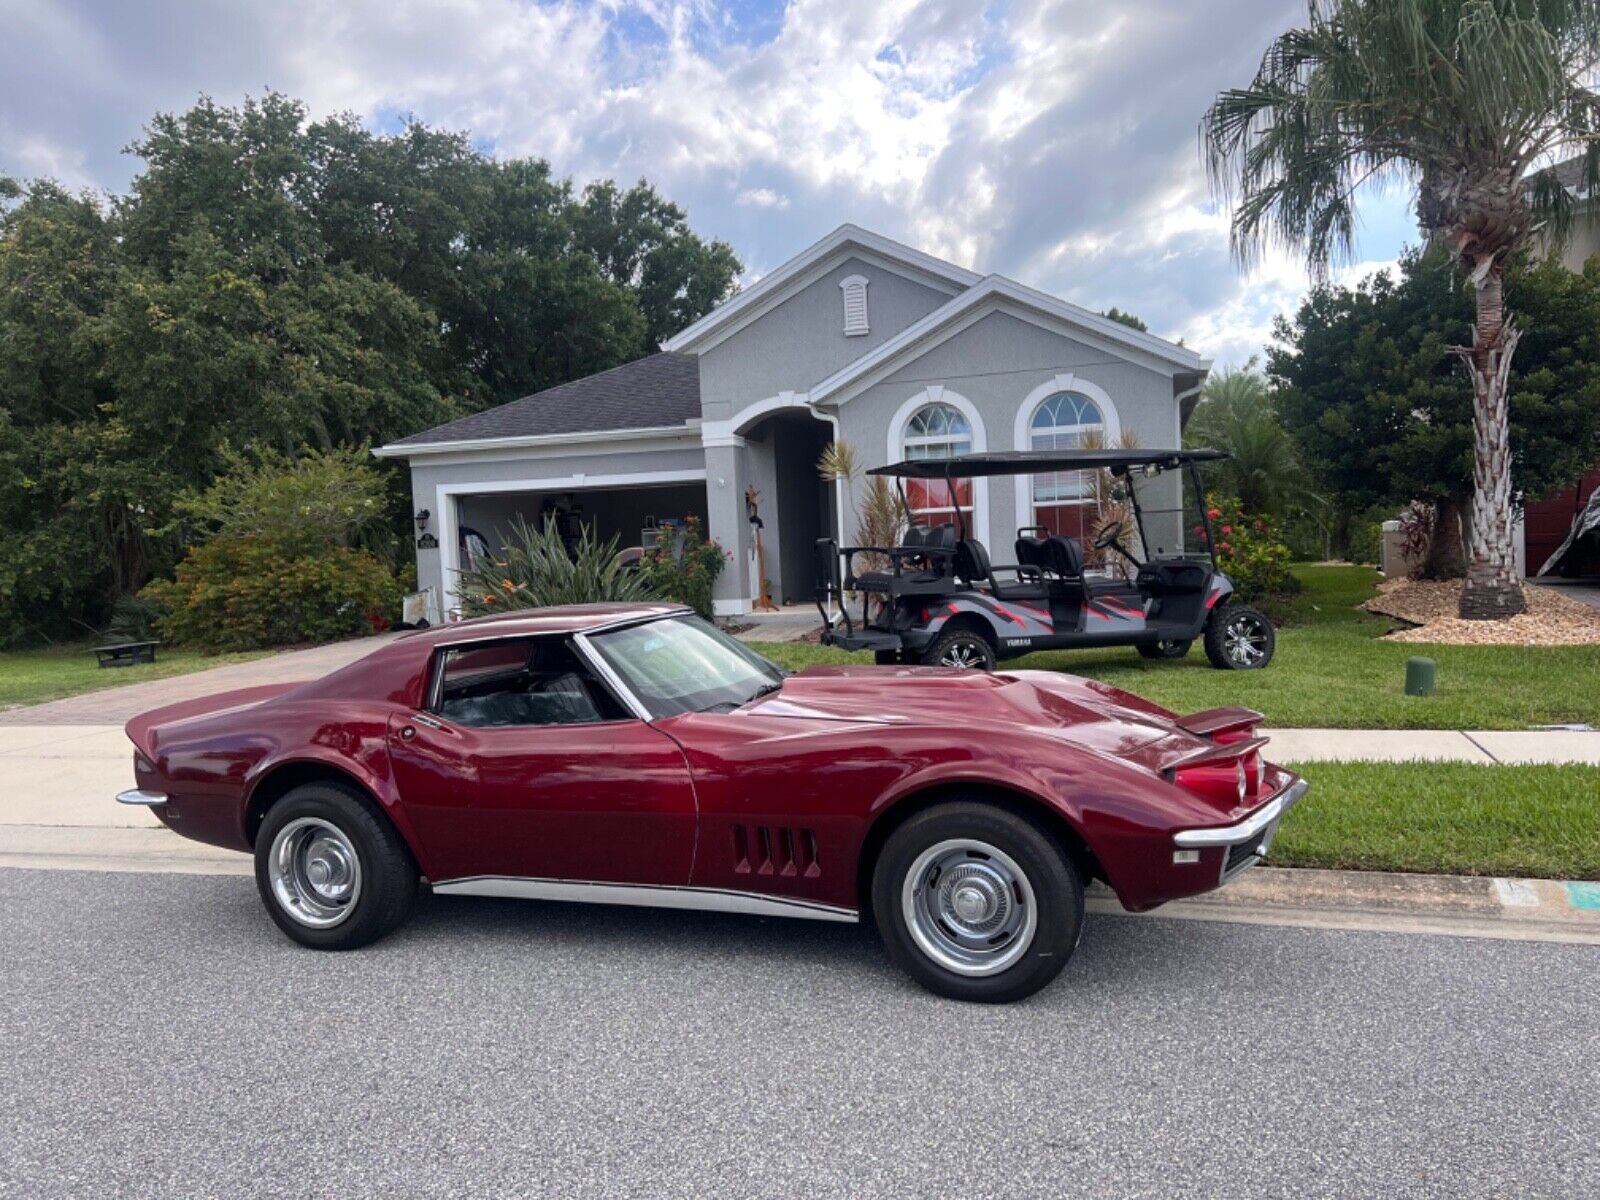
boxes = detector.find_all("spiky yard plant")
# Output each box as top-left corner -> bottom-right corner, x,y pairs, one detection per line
455,515 -> 651,618
1202,0 -> 1600,618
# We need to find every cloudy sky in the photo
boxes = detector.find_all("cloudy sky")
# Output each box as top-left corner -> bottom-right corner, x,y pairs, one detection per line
1,0 -> 1421,366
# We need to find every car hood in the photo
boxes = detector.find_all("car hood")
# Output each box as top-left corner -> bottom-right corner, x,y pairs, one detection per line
751,665 -> 1209,771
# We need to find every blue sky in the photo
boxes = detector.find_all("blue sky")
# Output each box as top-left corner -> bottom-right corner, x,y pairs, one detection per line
0,0 -> 1421,366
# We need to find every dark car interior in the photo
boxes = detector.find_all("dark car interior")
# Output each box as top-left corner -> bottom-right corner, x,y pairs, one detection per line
434,636 -> 630,728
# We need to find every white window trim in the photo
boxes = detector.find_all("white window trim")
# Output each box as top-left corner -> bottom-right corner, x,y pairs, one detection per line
887,386 -> 989,545
840,274 -> 869,336
1010,375 -> 1121,532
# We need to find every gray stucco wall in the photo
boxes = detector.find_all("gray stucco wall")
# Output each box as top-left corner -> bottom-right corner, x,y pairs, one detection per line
698,256 -> 955,422
826,311 -> 1184,552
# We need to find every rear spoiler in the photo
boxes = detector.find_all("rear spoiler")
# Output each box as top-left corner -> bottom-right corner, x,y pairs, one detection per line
1175,706 -> 1264,742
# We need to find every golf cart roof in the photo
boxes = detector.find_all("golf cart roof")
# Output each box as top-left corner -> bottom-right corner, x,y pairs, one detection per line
868,448 -> 1230,478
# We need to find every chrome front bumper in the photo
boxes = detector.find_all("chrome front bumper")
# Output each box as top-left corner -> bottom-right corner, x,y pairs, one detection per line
116,789 -> 168,806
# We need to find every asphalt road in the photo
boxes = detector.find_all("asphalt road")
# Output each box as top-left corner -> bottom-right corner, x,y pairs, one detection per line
1,869 -> 1596,1199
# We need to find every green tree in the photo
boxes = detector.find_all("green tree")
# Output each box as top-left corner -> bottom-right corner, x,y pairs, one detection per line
1100,306 -> 1148,332
1203,0 -> 1600,617
1184,358 -> 1311,518
0,92 -> 740,639
1269,247 -> 1600,574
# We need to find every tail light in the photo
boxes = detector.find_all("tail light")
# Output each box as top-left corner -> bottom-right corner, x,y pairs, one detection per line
1173,759 -> 1249,807
1172,745 -> 1264,808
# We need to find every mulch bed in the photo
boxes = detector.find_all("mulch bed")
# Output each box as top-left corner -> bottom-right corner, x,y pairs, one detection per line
1365,577 -> 1600,646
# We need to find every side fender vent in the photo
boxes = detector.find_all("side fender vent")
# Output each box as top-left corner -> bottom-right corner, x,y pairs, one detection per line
732,825 -> 821,878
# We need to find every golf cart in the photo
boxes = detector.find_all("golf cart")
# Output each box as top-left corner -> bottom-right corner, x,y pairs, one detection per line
814,448 -> 1275,671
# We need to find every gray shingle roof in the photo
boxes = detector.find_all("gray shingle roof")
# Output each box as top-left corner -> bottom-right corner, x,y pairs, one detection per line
386,352 -> 700,448
1537,154 -> 1597,196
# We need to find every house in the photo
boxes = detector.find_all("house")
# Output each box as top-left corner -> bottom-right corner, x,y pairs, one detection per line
375,224 -> 1210,619
1526,155 -> 1600,577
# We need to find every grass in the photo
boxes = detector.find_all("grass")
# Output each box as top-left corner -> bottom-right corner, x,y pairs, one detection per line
0,642 -> 271,710
752,564 -> 1600,730
1274,761 -> 1600,880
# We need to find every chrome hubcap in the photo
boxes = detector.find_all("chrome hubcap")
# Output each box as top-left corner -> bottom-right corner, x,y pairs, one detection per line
902,839 -> 1037,976
940,642 -> 985,669
1224,615 -> 1268,666
268,817 -> 362,928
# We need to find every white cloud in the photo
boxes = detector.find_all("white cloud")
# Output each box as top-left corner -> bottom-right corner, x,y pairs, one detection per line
735,187 -> 789,210
0,0 -> 1421,366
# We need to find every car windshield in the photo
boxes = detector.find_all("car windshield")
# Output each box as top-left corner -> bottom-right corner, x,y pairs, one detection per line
588,615 -> 787,718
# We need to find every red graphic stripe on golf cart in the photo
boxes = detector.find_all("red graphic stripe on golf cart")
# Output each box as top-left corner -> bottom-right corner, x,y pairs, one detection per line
1205,589 -> 1223,609
1098,597 -> 1143,617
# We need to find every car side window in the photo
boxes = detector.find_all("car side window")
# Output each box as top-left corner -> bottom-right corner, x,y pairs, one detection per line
432,636 -> 630,729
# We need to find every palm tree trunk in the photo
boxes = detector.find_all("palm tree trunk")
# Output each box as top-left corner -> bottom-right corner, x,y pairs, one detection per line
1458,265 -> 1525,619
1419,498 -> 1466,580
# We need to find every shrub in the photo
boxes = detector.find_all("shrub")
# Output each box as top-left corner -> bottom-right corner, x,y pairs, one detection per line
170,444 -> 397,561
638,515 -> 729,620
456,516 -> 652,618
1200,495 -> 1298,603
143,540 -> 400,651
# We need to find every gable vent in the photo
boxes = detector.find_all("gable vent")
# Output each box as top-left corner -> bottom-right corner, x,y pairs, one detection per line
840,274 -> 869,337
732,824 -> 822,878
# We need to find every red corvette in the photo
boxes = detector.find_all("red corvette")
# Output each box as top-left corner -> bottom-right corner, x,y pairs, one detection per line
119,603 -> 1306,1002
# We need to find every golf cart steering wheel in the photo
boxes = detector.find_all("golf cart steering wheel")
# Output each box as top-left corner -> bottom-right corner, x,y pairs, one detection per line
1092,521 -> 1128,552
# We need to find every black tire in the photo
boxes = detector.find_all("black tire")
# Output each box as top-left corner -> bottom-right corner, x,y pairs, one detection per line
254,781 -> 419,950
1203,604 -> 1276,670
921,628 -> 997,671
871,801 -> 1083,1003
1136,638 -> 1193,660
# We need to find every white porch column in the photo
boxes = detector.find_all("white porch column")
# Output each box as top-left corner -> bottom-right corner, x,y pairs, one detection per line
705,442 -> 751,616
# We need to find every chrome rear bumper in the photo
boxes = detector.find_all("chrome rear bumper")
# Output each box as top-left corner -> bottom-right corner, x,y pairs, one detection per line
1172,778 -> 1309,848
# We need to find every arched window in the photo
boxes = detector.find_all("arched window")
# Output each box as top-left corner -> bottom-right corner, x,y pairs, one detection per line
1028,392 -> 1105,538
900,402 -> 973,528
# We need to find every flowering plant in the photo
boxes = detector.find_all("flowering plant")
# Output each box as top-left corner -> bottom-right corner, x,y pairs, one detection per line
1195,495 -> 1297,602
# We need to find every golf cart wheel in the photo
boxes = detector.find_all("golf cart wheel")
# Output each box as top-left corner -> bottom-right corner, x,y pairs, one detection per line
871,801 -> 1084,1003
1204,605 -> 1275,670
874,650 -> 902,665
922,629 -> 996,671
1136,639 -> 1192,660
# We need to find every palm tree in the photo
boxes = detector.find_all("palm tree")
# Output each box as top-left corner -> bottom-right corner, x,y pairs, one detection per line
1184,358 -> 1313,518
1202,0 -> 1600,618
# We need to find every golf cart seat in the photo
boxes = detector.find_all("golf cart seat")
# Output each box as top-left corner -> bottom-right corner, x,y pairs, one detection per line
955,538 -> 1048,601
850,522 -> 959,594
1017,529 -> 1092,602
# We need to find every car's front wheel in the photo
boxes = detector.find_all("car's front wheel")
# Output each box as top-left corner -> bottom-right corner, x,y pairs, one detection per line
871,801 -> 1083,1003
254,781 -> 418,950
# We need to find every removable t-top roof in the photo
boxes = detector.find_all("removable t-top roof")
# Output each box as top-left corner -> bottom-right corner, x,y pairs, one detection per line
868,448 -> 1230,478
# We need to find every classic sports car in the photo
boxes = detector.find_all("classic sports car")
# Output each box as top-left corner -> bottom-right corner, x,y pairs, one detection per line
119,603 -> 1306,1003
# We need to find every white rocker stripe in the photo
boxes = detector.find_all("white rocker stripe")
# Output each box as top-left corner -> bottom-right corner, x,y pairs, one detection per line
430,876 -> 860,924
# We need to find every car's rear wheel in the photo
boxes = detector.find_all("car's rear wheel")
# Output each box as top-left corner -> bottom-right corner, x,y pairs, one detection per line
921,629 -> 996,671
255,782 -> 418,950
871,801 -> 1083,1003
1204,605 -> 1276,670
1136,638 -> 1192,660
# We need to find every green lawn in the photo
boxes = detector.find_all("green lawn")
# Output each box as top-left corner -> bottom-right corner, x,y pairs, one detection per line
1274,761 -> 1600,879
0,643 -> 270,710
753,564 -> 1600,729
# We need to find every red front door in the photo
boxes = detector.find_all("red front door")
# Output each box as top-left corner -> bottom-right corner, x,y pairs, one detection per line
387,711 -> 698,886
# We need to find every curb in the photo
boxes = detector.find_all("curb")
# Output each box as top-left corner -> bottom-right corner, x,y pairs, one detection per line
1088,866 -> 1600,944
